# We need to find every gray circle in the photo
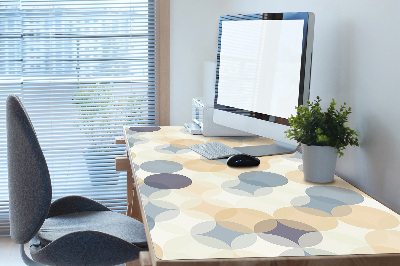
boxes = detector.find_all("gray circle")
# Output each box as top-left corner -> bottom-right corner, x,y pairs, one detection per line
305,186 -> 364,205
141,160 -> 183,174
239,171 -> 288,187
144,173 -> 192,189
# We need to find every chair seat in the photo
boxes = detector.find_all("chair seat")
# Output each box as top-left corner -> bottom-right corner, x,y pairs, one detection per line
37,211 -> 147,248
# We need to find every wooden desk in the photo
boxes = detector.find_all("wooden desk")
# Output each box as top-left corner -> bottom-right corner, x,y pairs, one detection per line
122,126 -> 400,266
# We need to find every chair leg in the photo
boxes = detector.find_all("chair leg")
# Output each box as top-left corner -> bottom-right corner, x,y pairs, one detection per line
20,244 -> 45,266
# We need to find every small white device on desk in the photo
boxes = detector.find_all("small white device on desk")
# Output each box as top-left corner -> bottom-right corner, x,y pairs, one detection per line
184,97 -> 253,137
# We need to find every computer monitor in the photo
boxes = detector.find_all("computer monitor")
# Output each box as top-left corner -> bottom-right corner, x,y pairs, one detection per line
213,12 -> 315,156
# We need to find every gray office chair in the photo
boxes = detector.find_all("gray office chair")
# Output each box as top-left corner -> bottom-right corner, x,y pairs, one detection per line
6,94 -> 148,265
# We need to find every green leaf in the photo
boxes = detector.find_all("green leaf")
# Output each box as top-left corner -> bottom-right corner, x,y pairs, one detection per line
285,97 -> 359,157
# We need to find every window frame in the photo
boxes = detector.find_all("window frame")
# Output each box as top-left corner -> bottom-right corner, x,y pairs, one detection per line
156,0 -> 170,126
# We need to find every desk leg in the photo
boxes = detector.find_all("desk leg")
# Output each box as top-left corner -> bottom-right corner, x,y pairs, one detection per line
125,175 -> 146,266
126,169 -> 134,218
139,252 -> 152,266
124,252 -> 151,266
115,155 -> 143,222
127,169 -> 143,223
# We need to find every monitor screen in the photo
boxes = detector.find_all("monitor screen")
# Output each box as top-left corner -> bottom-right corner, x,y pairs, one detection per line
217,19 -> 304,119
213,13 -> 314,155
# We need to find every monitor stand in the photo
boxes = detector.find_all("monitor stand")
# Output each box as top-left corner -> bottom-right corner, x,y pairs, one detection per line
234,141 -> 298,157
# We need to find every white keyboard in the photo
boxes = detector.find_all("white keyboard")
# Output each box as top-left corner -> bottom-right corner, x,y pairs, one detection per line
189,142 -> 243,160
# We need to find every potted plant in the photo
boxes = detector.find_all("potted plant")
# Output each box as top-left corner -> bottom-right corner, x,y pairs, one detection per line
285,96 -> 359,183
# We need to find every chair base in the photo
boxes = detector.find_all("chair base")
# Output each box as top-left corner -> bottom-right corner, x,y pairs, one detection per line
20,244 -> 45,266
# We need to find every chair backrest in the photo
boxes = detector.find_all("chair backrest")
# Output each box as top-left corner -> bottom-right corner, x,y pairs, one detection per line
6,94 -> 52,244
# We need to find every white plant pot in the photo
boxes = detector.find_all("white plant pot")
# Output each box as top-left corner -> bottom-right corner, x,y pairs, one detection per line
302,144 -> 338,183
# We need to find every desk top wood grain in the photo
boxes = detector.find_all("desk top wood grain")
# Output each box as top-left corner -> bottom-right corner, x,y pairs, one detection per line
124,126 -> 400,265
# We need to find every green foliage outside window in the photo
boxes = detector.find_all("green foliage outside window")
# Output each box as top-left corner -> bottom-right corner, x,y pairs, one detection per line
72,83 -> 145,132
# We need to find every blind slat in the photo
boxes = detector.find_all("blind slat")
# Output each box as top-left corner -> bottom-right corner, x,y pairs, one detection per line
0,0 -> 159,236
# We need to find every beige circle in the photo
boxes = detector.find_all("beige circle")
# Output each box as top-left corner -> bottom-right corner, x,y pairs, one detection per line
285,170 -> 305,183
350,246 -> 376,254
153,242 -> 163,259
330,204 -> 353,217
334,205 -> 400,229
137,178 -> 144,187
215,208 -> 276,233
158,126 -> 181,134
168,154 -> 197,164
183,159 -> 227,172
170,139 -> 204,148
365,230 -> 400,251
154,136 -> 182,144
256,156 -> 272,171
274,207 -> 338,231
253,219 -> 279,233
285,170 -> 327,186
370,246 -> 400,253
187,200 -> 235,219
177,180 -> 221,197
180,200 -> 215,220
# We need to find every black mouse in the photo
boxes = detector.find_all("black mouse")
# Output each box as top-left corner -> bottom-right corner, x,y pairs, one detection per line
226,154 -> 260,167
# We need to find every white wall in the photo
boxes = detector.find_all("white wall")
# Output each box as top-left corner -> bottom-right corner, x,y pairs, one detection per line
170,0 -> 400,212
170,0 -> 228,124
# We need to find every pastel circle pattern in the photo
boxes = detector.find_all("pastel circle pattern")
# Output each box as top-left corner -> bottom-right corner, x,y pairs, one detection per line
125,127 -> 400,260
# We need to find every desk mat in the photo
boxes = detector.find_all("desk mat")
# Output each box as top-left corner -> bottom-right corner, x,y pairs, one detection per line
125,126 -> 400,260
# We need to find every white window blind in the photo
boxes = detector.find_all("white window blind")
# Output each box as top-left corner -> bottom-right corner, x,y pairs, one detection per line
0,0 -> 159,236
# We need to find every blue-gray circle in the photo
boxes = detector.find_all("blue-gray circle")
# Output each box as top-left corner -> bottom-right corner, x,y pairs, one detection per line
238,171 -> 288,187
191,221 -> 249,249
305,186 -> 364,205
146,215 -> 155,231
155,144 -> 186,154
140,160 -> 183,174
133,162 -> 140,172
144,173 -> 192,189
